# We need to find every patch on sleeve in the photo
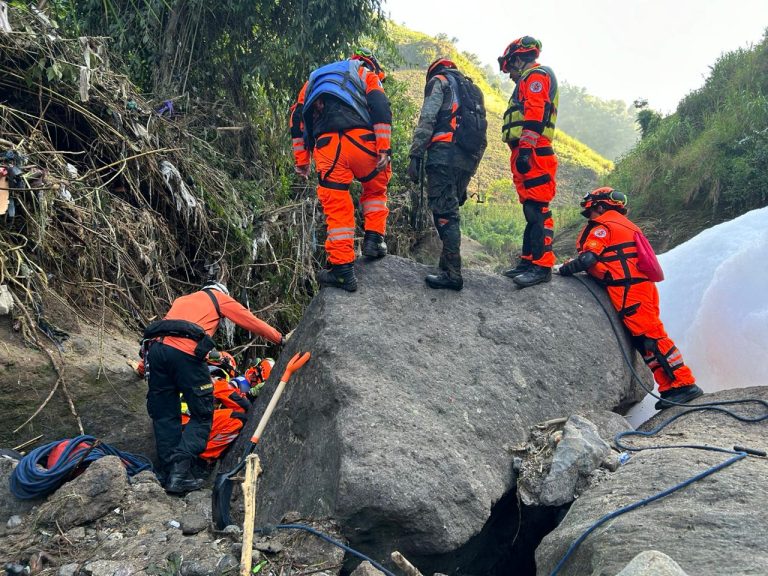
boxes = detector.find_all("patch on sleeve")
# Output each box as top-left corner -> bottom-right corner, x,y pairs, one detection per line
529,81 -> 543,93
592,228 -> 607,238
584,239 -> 603,252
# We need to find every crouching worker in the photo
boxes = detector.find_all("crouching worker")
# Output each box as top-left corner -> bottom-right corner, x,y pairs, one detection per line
558,188 -> 702,410
142,282 -> 283,494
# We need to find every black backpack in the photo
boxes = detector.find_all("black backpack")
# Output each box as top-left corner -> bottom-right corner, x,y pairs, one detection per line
446,70 -> 488,165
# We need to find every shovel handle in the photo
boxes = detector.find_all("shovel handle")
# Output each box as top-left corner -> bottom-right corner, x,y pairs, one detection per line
249,351 -> 310,444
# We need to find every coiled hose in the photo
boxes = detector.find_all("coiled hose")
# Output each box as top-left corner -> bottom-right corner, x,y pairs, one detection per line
10,435 -> 153,499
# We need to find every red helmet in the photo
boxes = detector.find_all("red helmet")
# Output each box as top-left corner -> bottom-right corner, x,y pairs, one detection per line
498,36 -> 541,73
580,187 -> 628,216
427,58 -> 457,79
351,47 -> 385,81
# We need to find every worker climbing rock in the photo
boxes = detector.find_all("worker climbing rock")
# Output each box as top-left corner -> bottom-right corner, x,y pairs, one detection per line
407,58 -> 487,291
290,48 -> 393,292
559,187 -> 702,409
498,36 -> 559,288
142,281 -> 283,494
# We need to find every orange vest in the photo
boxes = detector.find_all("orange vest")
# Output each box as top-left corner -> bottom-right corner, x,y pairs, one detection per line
577,210 -> 650,286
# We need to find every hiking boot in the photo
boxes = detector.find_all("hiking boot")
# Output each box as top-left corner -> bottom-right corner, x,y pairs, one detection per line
362,231 -> 387,259
512,265 -> 552,288
317,263 -> 358,292
165,459 -> 204,495
425,271 -> 463,291
654,384 -> 704,410
502,259 -> 532,279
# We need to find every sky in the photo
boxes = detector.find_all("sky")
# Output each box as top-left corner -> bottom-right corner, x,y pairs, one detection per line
383,0 -> 768,113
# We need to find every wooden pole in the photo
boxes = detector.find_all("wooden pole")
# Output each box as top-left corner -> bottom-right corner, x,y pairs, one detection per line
240,454 -> 262,576
391,551 -> 424,576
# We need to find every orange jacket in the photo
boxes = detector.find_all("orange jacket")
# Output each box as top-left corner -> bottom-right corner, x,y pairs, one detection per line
289,64 -> 392,166
576,210 -> 650,285
161,290 -> 281,357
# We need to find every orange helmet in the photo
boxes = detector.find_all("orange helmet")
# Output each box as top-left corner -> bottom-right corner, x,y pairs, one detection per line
580,187 -> 628,216
245,357 -> 275,386
208,351 -> 237,379
427,58 -> 457,79
498,36 -> 541,73
351,47 -> 385,81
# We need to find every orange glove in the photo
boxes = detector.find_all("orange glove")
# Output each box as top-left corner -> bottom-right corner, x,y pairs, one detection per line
281,351 -> 311,382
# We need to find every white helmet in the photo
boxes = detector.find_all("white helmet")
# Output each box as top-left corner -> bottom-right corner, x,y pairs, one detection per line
203,282 -> 229,296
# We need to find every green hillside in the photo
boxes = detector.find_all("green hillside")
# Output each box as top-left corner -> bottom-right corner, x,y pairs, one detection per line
388,22 -> 613,261
602,32 -> 768,251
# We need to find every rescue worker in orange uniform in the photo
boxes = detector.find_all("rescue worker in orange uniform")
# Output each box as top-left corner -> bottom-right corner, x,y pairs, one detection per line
143,282 -> 283,494
498,36 -> 559,288
181,352 -> 253,464
290,48 -> 393,292
559,188 -> 703,410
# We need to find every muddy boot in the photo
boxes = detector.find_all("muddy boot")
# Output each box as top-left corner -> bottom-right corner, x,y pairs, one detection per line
426,249 -> 463,291
317,263 -> 358,292
362,231 -> 387,259
165,459 -> 204,495
512,264 -> 552,288
502,259 -> 532,279
654,384 -> 704,410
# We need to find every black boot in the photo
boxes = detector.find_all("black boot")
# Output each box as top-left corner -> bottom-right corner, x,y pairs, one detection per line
362,231 -> 387,259
317,263 -> 358,292
654,384 -> 704,410
512,264 -> 552,288
165,459 -> 204,495
426,250 -> 463,291
502,259 -> 532,279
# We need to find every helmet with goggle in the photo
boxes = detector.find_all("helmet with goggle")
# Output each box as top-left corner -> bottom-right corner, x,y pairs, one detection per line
351,47 -> 385,81
498,36 -> 541,73
580,187 -> 628,216
427,58 -> 457,79
207,350 -> 237,379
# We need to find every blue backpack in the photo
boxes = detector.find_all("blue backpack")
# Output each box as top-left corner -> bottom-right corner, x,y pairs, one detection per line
302,60 -> 372,130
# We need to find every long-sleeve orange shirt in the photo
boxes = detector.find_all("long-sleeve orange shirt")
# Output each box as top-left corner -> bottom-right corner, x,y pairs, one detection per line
162,290 -> 282,357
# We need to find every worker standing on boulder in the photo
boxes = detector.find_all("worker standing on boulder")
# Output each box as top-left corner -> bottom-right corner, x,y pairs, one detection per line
407,58 -> 487,291
290,48 -> 393,292
558,188 -> 702,409
498,36 -> 559,288
142,282 -> 283,494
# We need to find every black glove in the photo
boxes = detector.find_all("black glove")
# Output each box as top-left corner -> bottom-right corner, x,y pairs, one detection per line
515,148 -> 533,175
407,156 -> 422,183
558,259 -> 576,276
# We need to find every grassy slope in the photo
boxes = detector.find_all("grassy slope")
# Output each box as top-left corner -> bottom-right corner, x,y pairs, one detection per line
388,23 -> 613,262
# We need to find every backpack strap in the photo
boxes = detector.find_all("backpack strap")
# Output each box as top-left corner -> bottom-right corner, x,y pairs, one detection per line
202,288 -> 222,320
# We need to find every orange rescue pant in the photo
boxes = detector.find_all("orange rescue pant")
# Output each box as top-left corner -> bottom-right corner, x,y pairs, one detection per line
606,281 -> 696,393
314,128 -> 391,265
181,408 -> 245,462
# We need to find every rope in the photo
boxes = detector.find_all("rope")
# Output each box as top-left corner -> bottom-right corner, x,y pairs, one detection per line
256,523 -> 397,576
10,435 -> 153,500
548,275 -> 768,575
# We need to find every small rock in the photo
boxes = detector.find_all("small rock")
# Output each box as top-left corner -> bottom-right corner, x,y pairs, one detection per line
58,563 -> 79,576
215,555 -> 238,574
615,550 -> 690,575
168,520 -> 181,529
65,526 -> 87,541
222,524 -> 241,536
181,512 -> 207,535
6,515 -> 22,528
351,560 -> 385,576
253,540 -> 284,554
601,452 -> 621,472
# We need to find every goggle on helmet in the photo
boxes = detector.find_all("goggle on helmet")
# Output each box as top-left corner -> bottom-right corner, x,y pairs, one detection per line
580,187 -> 628,216
351,47 -> 385,81
498,36 -> 541,73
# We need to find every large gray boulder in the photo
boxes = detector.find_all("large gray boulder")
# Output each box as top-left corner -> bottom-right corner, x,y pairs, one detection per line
536,386 -> 768,576
231,256 -> 649,562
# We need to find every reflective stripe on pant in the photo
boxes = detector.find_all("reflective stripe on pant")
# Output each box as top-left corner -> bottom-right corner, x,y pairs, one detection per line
608,282 -> 696,393
198,409 -> 246,462
314,128 -> 391,265
521,199 -> 555,267
510,146 -> 558,204
146,342 -> 214,470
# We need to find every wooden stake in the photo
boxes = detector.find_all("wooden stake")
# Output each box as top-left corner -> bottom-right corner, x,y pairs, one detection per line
240,454 -> 262,576
12,434 -> 43,453
391,551 -> 424,576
